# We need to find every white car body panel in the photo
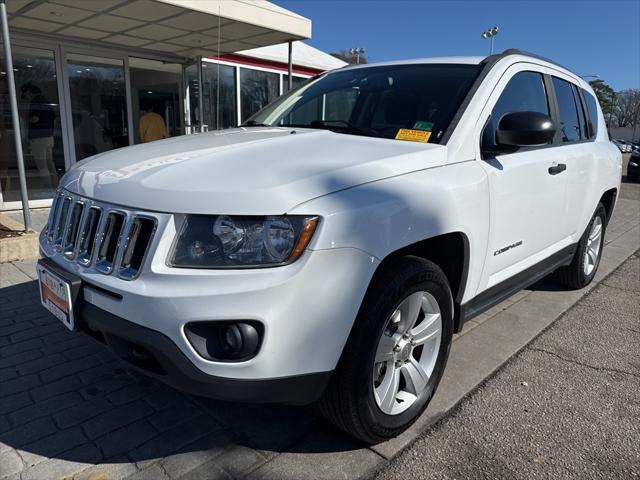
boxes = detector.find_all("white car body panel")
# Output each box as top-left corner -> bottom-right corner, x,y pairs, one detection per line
292,159 -> 490,303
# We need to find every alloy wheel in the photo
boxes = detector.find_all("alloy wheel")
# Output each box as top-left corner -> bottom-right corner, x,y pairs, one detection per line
584,216 -> 603,276
373,291 -> 442,415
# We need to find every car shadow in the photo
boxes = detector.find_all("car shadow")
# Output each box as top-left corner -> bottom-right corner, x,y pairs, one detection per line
0,280 -> 364,470
525,274 -> 571,292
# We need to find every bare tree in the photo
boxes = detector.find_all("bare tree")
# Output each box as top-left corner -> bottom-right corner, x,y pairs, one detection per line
613,89 -> 640,128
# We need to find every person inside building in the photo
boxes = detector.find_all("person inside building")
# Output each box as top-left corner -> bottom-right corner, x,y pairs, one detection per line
22,83 -> 57,188
139,101 -> 168,143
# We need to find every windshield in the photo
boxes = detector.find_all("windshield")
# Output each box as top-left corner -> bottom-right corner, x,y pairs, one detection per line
245,63 -> 481,142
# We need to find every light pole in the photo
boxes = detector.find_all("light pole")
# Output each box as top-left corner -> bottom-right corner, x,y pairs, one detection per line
348,47 -> 365,65
580,74 -> 600,80
481,26 -> 499,55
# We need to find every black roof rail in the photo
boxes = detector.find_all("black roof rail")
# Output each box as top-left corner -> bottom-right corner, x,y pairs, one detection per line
482,48 -> 573,74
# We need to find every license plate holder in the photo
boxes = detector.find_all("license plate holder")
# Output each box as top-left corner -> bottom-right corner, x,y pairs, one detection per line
37,258 -> 83,331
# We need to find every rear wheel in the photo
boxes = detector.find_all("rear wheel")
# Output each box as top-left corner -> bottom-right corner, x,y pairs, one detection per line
317,256 -> 453,443
555,203 -> 606,289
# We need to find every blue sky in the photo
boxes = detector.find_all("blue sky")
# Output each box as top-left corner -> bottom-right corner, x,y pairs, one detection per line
276,0 -> 640,91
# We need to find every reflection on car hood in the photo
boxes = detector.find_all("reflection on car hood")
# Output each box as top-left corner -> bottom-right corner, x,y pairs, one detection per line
61,127 -> 447,215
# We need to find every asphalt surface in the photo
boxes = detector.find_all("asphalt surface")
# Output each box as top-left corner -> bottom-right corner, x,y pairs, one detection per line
376,248 -> 640,480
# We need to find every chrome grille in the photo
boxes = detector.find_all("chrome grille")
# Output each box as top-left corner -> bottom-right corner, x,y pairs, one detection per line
44,191 -> 157,281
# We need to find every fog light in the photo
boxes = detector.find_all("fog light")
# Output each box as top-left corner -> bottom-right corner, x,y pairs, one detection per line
184,321 -> 262,362
220,324 -> 243,356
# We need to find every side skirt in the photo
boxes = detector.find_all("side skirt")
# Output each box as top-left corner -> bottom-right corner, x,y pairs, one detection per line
456,243 -> 577,330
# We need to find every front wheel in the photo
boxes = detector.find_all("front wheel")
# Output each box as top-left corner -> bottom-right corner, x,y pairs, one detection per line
317,256 -> 453,443
555,203 -> 607,289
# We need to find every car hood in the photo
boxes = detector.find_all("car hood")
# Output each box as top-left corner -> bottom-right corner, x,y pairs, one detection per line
61,127 -> 447,215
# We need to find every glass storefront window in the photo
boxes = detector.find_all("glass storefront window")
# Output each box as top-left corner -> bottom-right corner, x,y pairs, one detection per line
283,74 -> 308,93
130,57 -> 182,143
202,62 -> 237,130
240,68 -> 279,123
0,45 -> 63,203
67,54 -> 128,161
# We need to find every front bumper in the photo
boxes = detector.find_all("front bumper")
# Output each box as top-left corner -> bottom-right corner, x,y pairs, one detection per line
81,301 -> 331,404
40,230 -> 380,400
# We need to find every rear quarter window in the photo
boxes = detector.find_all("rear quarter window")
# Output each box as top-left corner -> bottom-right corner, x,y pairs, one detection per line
582,89 -> 599,139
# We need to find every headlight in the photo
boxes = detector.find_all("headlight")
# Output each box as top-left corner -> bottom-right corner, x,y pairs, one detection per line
169,215 -> 319,268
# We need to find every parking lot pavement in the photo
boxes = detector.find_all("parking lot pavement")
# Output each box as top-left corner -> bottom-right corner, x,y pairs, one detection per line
376,250 -> 640,480
0,177 -> 638,480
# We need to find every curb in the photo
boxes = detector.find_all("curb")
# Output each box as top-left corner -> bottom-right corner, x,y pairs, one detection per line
0,212 -> 40,263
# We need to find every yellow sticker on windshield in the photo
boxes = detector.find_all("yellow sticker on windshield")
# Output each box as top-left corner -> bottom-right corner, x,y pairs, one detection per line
395,129 -> 431,143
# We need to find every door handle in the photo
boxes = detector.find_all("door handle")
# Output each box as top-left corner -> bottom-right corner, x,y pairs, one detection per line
548,163 -> 567,175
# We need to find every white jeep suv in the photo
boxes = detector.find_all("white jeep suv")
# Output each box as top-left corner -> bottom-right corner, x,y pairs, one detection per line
38,49 -> 621,443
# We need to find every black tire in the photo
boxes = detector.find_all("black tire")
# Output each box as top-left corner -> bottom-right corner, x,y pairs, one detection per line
627,172 -> 638,182
554,203 -> 607,289
317,255 -> 454,444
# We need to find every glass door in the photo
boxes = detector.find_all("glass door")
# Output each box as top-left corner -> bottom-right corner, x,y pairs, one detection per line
0,45 -> 64,204
202,62 -> 237,130
66,53 -> 128,161
129,57 -> 182,144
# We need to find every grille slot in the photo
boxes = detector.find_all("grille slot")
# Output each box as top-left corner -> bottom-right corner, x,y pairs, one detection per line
95,212 -> 126,274
77,207 -> 102,266
47,192 -> 64,241
63,201 -> 85,258
53,196 -> 72,249
118,217 -> 156,280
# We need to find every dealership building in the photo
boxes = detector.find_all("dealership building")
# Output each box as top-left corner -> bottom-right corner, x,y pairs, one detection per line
0,0 -> 345,218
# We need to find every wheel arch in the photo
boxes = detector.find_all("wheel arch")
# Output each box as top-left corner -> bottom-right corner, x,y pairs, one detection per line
370,231 -> 471,333
599,188 -> 617,226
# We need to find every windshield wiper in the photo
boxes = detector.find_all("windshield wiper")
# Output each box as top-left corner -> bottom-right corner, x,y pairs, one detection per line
241,120 -> 270,127
279,120 -> 383,138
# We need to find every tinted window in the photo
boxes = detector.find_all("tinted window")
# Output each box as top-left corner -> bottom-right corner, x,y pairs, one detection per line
249,64 -> 481,142
572,84 -> 588,139
582,89 -> 599,138
552,77 -> 581,142
483,71 -> 549,148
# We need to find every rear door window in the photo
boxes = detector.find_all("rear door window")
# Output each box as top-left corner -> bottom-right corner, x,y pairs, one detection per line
552,77 -> 582,142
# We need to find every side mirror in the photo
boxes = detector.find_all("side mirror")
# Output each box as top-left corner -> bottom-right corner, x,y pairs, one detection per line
496,111 -> 556,147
